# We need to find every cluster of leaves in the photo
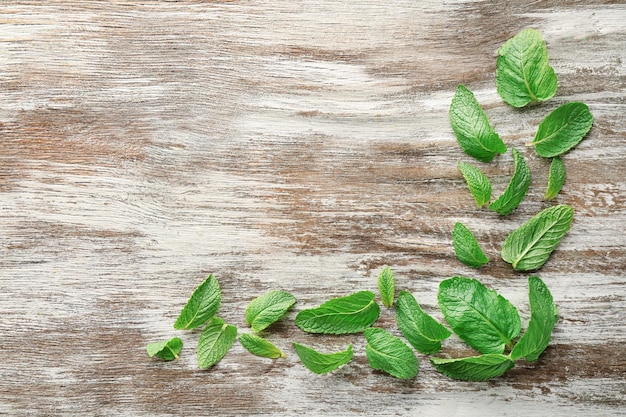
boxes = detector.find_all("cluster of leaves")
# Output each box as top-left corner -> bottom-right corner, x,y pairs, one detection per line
451,28 -> 591,272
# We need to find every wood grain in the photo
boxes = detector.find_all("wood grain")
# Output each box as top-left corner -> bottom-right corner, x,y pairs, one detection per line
1,1 -> 625,415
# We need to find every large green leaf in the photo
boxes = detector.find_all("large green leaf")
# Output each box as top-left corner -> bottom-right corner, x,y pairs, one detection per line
174,274 -> 221,330
532,102 -> 593,158
449,84 -> 507,162
396,290 -> 451,354
458,161 -> 492,208
196,317 -> 237,369
292,342 -> 353,374
452,222 -> 489,269
511,276 -> 558,361
430,354 -> 515,381
496,28 -> 558,107
245,290 -> 296,333
489,148 -> 531,215
295,291 -> 380,334
438,277 -> 520,354
364,328 -> 418,379
501,204 -> 574,271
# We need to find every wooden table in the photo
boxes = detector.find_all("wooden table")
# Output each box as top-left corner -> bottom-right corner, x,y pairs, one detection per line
1,1 -> 625,415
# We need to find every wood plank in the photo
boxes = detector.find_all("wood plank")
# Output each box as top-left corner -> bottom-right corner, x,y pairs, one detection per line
1,1 -> 625,415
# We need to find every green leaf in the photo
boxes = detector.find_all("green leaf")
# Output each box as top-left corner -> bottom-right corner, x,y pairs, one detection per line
545,157 -> 566,200
146,337 -> 183,361
396,290 -> 451,354
245,290 -> 296,333
174,274 -> 221,330
364,328 -> 419,379
457,161 -> 492,207
511,276 -> 558,361
489,148 -> 531,215
295,291 -> 380,335
196,317 -> 237,369
496,28 -> 558,107
430,354 -> 515,381
292,342 -> 353,374
501,204 -> 574,271
239,333 -> 286,359
449,84 -> 507,162
438,277 -> 521,354
377,266 -> 395,308
452,222 -> 489,269
532,102 -> 593,158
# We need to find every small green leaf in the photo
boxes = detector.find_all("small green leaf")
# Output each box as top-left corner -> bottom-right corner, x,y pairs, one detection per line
511,276 -> 558,361
295,291 -> 380,335
496,28 -> 558,107
396,290 -> 451,354
545,157 -> 566,200
430,354 -> 515,381
174,274 -> 221,330
501,204 -> 574,271
377,266 -> 395,308
364,328 -> 418,379
438,277 -> 521,354
146,337 -> 183,361
458,161 -> 492,207
489,148 -> 531,215
292,342 -> 353,374
449,84 -> 507,162
239,333 -> 286,359
452,222 -> 489,269
532,102 -> 593,158
196,317 -> 237,369
245,290 -> 296,333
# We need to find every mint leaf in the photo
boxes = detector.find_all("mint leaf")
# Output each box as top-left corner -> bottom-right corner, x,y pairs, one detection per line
146,337 -> 183,361
364,327 -> 418,379
449,84 -> 507,162
489,148 -> 531,215
196,317 -> 237,369
545,157 -> 566,200
377,266 -> 395,308
452,222 -> 489,269
458,161 -> 492,207
501,204 -> 574,271
239,333 -> 286,359
292,342 -> 353,374
496,28 -> 558,107
430,354 -> 515,381
532,102 -> 593,158
245,290 -> 296,333
511,276 -> 558,361
396,290 -> 451,354
295,291 -> 380,335
174,274 -> 221,330
438,277 -> 521,354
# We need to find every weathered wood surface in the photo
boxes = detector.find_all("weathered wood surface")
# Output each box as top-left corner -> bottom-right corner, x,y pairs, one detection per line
1,1 -> 625,415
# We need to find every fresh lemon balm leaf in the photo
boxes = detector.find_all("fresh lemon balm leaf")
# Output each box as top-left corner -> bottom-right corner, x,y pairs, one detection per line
364,328 -> 418,379
449,84 -> 507,162
430,354 -> 515,381
545,157 -> 566,200
511,276 -> 558,362
532,102 -> 593,158
457,162 -> 492,207
489,148 -> 531,215
396,290 -> 451,355
292,342 -> 353,374
174,274 -> 221,330
146,337 -> 183,361
501,204 -> 574,271
377,266 -> 395,308
295,291 -> 380,335
438,277 -> 521,354
196,317 -> 237,369
452,222 -> 489,269
496,29 -> 558,107
245,290 -> 296,333
239,333 -> 286,359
